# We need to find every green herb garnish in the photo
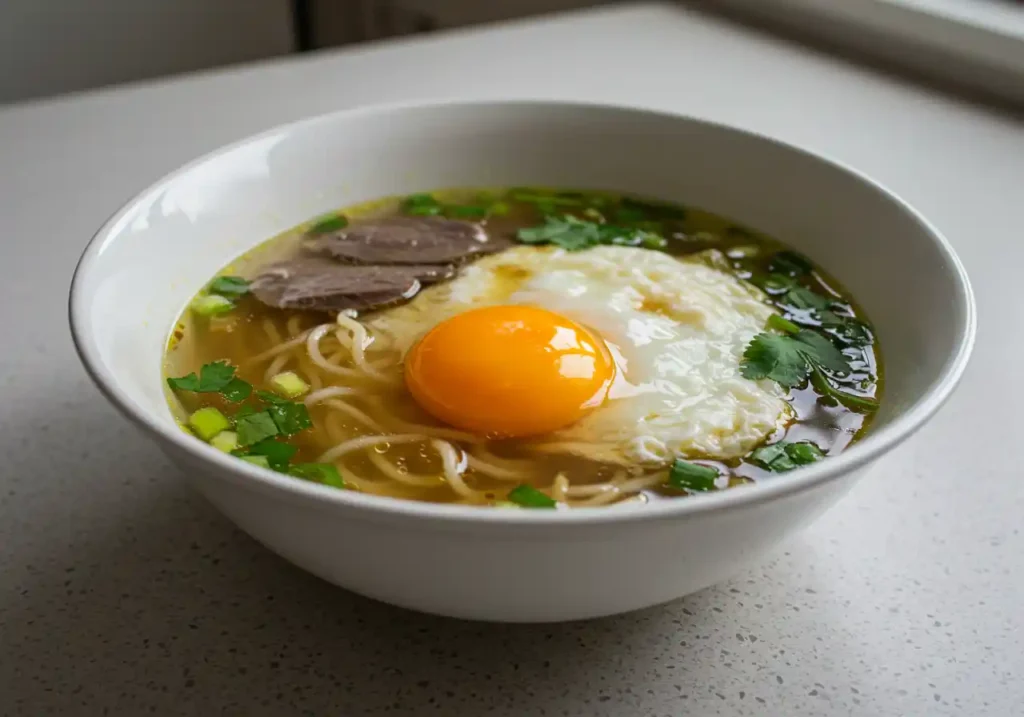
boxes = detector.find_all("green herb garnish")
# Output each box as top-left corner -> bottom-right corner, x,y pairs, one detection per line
783,286 -> 832,311
219,377 -> 253,402
168,361 -> 237,393
446,205 -> 488,219
768,250 -> 813,277
820,313 -> 872,347
618,196 -> 686,220
667,459 -> 719,492
235,410 -> 279,447
307,212 -> 348,234
207,276 -> 251,298
810,367 -> 879,411
289,463 -> 345,488
741,326 -> 851,388
168,361 -> 253,402
507,484 -> 557,508
266,401 -> 312,436
516,215 -> 667,252
750,441 -> 824,472
401,193 -> 443,216
510,189 -> 585,207
517,215 -> 602,250
255,389 -> 289,405
240,438 -> 298,471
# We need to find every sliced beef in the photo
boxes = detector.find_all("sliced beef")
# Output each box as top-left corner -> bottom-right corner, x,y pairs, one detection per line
250,257 -> 456,313
306,216 -> 511,265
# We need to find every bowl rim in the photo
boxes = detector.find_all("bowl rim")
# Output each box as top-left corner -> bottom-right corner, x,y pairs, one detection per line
69,98 -> 976,526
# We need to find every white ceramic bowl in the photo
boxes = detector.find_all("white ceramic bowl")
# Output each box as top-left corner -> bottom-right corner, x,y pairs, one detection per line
70,101 -> 974,622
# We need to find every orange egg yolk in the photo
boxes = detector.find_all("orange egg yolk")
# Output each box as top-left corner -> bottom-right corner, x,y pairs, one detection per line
404,305 -> 615,438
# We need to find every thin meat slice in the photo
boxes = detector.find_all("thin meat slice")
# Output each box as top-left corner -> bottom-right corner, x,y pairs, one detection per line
306,216 -> 511,265
250,257 -> 455,313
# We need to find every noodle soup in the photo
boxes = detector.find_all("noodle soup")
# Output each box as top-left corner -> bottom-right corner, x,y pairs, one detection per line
164,188 -> 882,508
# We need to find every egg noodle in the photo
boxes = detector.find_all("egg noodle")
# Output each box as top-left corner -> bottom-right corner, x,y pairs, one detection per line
245,311 -> 666,507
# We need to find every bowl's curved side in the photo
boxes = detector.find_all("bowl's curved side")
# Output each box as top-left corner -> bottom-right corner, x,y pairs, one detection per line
166,442 -> 870,621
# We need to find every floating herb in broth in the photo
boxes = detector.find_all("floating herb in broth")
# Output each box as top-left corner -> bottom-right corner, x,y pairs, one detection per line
163,186 -> 882,507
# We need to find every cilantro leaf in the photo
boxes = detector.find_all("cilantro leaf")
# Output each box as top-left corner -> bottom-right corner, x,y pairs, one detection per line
236,411 -> 279,447
207,276 -> 251,298
242,438 -> 298,471
784,286 -> 832,311
741,333 -> 813,387
741,327 -> 853,388
755,273 -> 796,294
507,484 -> 557,508
793,329 -> 850,373
769,250 -> 813,277
255,389 -> 289,405
166,372 -> 200,391
167,361 -> 237,393
289,463 -> 345,488
267,401 -> 312,436
517,215 -> 602,251
197,361 -> 236,391
516,215 -> 669,253
667,459 -> 719,492
820,313 -> 872,347
750,441 -> 824,472
618,196 -> 686,220
220,377 -> 252,402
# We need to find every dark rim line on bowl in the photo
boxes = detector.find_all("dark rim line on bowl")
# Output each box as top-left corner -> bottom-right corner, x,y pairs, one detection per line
68,99 -> 976,525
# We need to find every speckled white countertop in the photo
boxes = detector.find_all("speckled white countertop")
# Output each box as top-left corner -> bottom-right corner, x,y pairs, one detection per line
1,3 -> 1020,715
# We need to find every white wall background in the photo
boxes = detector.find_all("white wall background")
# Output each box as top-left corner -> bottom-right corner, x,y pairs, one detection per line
0,0 -> 295,105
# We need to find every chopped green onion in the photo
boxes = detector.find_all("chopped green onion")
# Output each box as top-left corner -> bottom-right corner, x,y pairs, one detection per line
749,443 -> 796,472
240,455 -> 271,470
786,441 -> 825,465
207,276 -> 251,298
507,484 -> 557,508
269,371 -> 310,399
308,212 -> 348,234
810,367 -> 880,412
190,294 -> 234,317
750,440 -> 825,472
210,430 -> 239,453
289,463 -> 345,488
667,459 -> 719,492
188,407 -> 231,441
